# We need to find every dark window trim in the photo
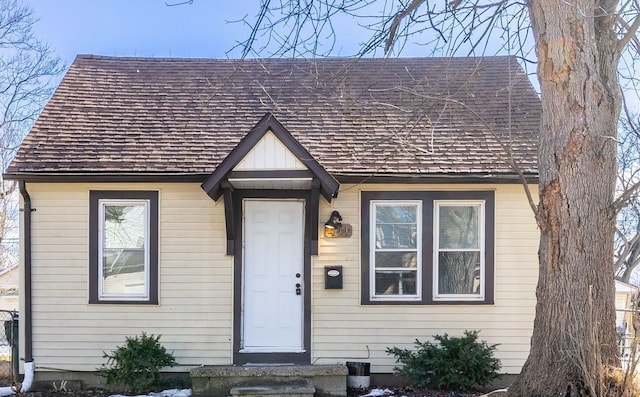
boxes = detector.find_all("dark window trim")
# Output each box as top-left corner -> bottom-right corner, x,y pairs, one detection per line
361,191 -> 494,305
89,190 -> 159,304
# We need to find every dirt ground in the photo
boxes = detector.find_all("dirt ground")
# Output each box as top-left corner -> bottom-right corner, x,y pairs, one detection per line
9,386 -> 487,397
347,386 -> 484,397
17,390 -> 481,397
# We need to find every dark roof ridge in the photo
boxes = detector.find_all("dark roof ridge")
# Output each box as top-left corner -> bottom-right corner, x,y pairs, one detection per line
74,54 -> 517,62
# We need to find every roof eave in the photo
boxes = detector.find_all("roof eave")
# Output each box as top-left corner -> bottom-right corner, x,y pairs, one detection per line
2,172 -> 211,183
333,172 -> 539,184
4,171 -> 539,185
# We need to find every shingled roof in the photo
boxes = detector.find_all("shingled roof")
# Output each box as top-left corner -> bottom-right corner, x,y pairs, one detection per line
5,55 -> 540,182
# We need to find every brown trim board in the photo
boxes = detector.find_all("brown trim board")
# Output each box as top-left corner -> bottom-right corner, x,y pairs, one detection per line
88,190 -> 159,305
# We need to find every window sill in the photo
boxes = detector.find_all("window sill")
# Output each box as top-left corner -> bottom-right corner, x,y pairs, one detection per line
369,296 -> 422,303
89,298 -> 158,305
362,297 -> 494,305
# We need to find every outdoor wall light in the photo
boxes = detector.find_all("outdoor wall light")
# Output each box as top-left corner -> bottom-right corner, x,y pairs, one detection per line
324,211 -> 352,238
324,211 -> 343,230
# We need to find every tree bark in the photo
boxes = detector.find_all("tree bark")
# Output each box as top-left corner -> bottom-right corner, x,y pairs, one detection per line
509,1 -> 621,396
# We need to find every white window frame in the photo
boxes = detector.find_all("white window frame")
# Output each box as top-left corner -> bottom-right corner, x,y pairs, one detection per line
433,200 -> 485,301
97,199 -> 151,301
369,200 -> 422,302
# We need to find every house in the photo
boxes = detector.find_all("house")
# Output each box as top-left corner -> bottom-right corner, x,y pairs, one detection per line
615,280 -> 639,361
4,55 -> 541,394
0,265 -> 18,312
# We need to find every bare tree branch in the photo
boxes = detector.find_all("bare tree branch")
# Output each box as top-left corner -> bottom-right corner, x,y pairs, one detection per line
164,0 -> 193,6
385,0 -> 426,52
0,0 -> 63,271
618,18 -> 640,53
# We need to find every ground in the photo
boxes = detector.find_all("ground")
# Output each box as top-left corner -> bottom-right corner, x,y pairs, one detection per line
20,392 -> 110,397
347,386 -> 483,397
12,387 -> 484,397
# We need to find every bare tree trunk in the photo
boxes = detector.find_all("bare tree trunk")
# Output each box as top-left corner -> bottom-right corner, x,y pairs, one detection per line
509,1 -> 621,396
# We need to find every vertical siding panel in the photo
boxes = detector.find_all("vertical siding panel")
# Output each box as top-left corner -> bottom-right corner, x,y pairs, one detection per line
233,132 -> 307,171
264,132 -> 277,168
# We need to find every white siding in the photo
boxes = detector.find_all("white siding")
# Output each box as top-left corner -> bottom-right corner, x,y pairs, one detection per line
23,182 -> 538,375
233,131 -> 307,170
25,183 -> 232,371
313,184 -> 539,374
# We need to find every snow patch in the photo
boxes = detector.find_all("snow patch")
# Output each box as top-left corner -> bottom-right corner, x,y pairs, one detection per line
360,388 -> 395,397
109,388 -> 192,397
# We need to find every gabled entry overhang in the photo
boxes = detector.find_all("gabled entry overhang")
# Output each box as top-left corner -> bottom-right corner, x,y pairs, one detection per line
202,113 -> 340,202
201,113 -> 340,255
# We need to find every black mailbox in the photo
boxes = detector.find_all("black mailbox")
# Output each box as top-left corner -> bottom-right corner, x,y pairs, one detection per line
324,266 -> 343,289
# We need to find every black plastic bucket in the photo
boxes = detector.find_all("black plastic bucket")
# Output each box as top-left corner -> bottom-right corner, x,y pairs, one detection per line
346,361 -> 370,388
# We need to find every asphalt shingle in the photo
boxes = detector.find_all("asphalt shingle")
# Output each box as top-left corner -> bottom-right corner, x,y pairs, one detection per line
6,55 -> 541,180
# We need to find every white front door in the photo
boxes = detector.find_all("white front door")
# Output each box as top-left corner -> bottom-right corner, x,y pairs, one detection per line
242,200 -> 304,352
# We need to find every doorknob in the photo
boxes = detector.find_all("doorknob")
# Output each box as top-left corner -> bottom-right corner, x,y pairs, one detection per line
295,283 -> 301,295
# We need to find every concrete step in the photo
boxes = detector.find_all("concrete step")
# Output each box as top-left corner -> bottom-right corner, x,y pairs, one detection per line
229,379 -> 315,397
191,364 -> 347,397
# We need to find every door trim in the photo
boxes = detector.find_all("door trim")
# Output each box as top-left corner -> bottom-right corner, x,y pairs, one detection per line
232,190 -> 312,365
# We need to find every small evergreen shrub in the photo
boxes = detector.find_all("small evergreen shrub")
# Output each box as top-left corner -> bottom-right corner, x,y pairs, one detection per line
98,332 -> 177,393
386,330 -> 501,391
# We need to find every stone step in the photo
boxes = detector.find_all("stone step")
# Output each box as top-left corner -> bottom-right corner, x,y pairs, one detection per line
229,379 -> 315,397
191,364 -> 347,397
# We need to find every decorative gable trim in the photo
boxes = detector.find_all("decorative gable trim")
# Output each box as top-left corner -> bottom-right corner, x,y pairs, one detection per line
201,113 -> 340,202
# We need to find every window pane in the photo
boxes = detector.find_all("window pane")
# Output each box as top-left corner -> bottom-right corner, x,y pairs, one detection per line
375,271 -> 417,295
371,201 -> 421,299
103,268 -> 146,294
375,252 -> 417,269
104,205 -> 146,249
103,248 -> 145,276
376,205 -> 417,224
375,204 -> 417,249
439,205 -> 479,249
438,251 -> 481,294
101,202 -> 147,297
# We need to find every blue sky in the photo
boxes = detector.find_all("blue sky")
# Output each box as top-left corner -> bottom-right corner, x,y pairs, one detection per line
22,1 -> 555,93
24,0 -> 370,64
25,1 -> 276,62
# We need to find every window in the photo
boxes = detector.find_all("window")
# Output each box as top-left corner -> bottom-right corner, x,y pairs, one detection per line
361,191 -> 494,305
371,201 -> 421,300
89,191 -> 158,304
434,201 -> 484,300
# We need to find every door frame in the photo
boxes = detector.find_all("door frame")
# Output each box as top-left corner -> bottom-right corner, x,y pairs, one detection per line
232,190 -> 313,365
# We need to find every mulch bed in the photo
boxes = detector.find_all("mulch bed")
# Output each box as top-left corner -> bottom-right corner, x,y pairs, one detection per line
0,384 -> 489,397
16,392 -> 110,397
15,387 -> 485,397
348,386 -> 484,397
20,390 -> 483,397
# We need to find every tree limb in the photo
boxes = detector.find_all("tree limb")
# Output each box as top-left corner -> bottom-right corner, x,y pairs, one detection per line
614,179 -> 640,212
617,12 -> 640,54
385,0 -> 426,53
